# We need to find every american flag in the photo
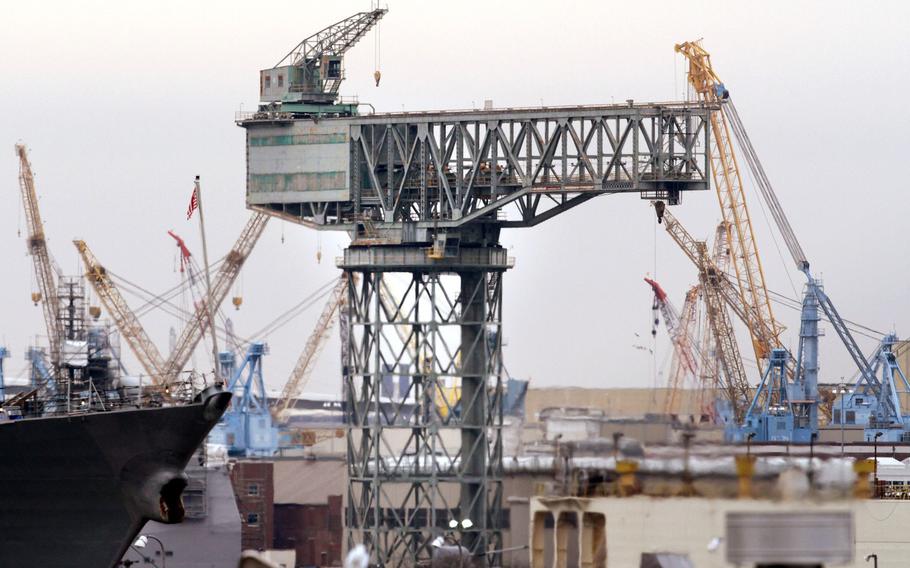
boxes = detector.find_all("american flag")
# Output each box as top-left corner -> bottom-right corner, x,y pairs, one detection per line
186,187 -> 198,220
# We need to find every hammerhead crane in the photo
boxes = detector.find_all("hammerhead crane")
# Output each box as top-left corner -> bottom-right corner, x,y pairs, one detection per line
16,144 -> 63,373
73,240 -> 168,383
271,274 -> 419,423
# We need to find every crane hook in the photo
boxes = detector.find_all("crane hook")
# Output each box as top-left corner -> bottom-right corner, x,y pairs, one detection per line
654,200 -> 666,224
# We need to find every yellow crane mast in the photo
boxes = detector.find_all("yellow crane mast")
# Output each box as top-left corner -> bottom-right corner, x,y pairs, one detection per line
161,212 -> 269,382
675,40 -> 784,368
15,144 -> 63,372
273,273 -> 350,421
73,240 -> 168,383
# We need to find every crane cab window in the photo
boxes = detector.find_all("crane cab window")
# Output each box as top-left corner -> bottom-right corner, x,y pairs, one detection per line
327,59 -> 342,79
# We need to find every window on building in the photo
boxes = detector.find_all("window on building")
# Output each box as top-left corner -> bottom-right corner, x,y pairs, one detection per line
277,74 -> 284,87
247,483 -> 260,496
846,410 -> 856,424
264,75 -> 271,89
247,513 -> 260,526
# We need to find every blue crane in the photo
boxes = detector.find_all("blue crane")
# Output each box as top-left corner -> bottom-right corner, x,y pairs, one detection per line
216,342 -> 278,457
723,96 -> 909,443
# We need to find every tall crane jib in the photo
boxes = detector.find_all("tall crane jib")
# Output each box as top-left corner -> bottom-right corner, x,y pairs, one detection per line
162,212 -> 269,383
73,240 -> 168,384
257,9 -> 387,118
16,145 -> 63,373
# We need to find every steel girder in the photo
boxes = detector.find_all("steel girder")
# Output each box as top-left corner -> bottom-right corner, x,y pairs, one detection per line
246,102 -> 713,232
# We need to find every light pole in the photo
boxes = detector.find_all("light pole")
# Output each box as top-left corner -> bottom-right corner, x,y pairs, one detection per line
873,432 -> 884,499
837,383 -> 850,456
134,534 -> 167,568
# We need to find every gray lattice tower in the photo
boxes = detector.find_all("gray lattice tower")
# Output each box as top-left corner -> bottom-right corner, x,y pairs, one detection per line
341,248 -> 506,565
239,101 -> 714,565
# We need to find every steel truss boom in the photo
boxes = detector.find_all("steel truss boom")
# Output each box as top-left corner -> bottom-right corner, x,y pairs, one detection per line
244,103 -> 714,232
273,273 -> 350,420
273,9 -> 386,102
15,144 -> 62,371
161,212 -> 269,382
74,240 -> 168,382
659,209 -> 752,417
661,210 -> 773,340
696,241 -> 752,418
719,94 -> 880,394
675,41 -> 784,367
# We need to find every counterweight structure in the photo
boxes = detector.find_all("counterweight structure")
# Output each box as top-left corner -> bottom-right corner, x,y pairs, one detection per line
240,103 -> 713,564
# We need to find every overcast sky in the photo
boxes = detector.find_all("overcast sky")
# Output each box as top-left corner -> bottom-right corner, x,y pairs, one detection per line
1,0 -> 908,399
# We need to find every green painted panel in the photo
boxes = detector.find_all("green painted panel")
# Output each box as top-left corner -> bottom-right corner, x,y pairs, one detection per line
249,171 -> 347,193
250,133 -> 348,147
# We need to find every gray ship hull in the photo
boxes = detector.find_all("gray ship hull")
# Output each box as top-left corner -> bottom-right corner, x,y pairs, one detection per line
0,387 -> 230,568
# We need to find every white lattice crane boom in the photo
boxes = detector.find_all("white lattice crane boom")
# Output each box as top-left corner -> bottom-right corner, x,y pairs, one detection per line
74,240 -> 168,382
667,287 -> 701,414
15,144 -> 62,371
645,278 -> 700,415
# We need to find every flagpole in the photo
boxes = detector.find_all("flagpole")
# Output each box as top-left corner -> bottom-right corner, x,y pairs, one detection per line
193,176 -> 222,385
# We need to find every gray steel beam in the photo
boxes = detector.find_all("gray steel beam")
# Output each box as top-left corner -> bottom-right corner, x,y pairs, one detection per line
241,101 -> 714,234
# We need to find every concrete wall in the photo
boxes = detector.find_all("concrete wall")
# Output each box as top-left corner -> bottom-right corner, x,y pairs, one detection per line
525,388 -> 711,424
530,496 -> 910,567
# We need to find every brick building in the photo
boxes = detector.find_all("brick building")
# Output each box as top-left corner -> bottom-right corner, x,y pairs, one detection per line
230,461 -> 275,551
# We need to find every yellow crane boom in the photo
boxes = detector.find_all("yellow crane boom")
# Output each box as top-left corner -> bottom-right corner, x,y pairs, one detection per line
675,40 -> 784,368
660,209 -> 752,418
15,144 -> 62,371
273,273 -> 350,421
73,240 -> 168,383
161,212 -> 269,382
661,209 -> 776,349
697,239 -> 751,418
